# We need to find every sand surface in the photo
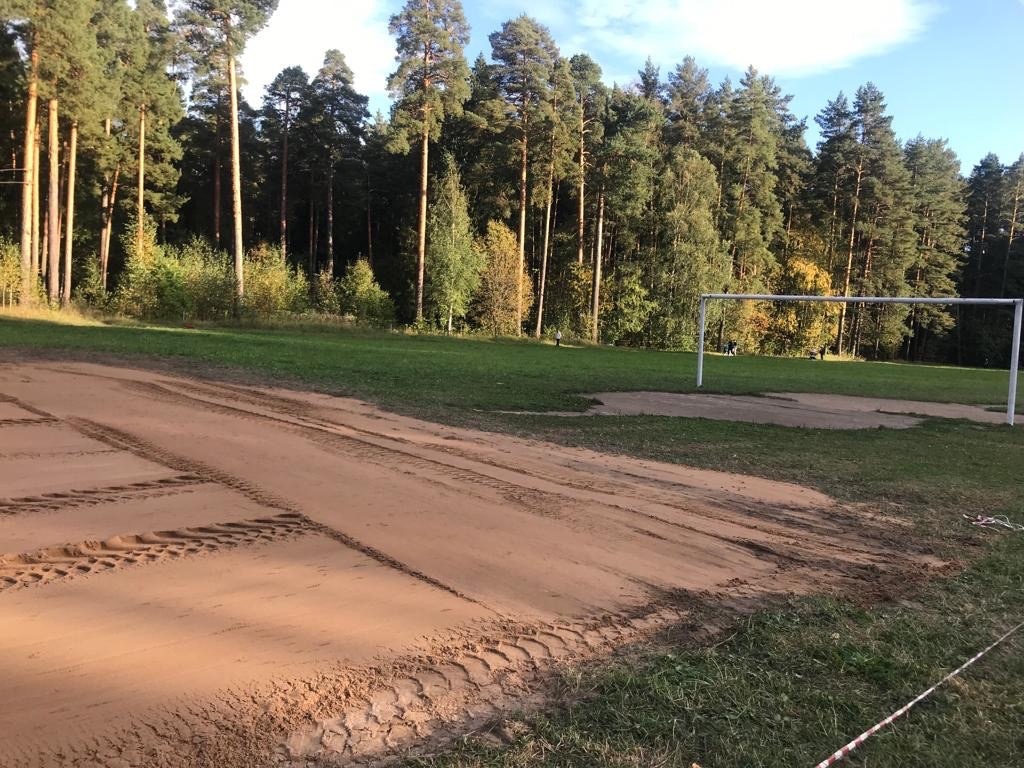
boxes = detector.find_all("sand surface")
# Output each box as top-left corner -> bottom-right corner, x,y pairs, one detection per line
0,362 -> 943,766
582,391 -> 1006,428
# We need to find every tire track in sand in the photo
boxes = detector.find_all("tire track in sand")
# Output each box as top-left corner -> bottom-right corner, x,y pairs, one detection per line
0,513 -> 310,592
0,474 -> 204,516
118,380 -> 856,572
66,418 -> 491,611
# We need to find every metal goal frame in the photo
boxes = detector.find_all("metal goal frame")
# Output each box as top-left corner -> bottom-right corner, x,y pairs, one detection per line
696,294 -> 1024,426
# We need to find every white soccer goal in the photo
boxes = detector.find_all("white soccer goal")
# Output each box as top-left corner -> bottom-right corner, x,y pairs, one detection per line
696,294 -> 1024,427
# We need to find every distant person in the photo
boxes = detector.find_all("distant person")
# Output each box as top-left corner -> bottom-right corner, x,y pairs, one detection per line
727,340 -> 737,356
555,329 -> 562,347
819,345 -> 826,360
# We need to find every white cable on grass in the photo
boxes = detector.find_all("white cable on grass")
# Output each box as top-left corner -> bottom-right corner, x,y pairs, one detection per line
963,513 -> 1024,532
812,618 -> 1024,767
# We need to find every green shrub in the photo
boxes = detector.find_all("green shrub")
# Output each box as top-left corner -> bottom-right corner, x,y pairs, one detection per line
115,232 -> 307,322
0,237 -> 20,307
73,254 -> 110,312
337,259 -> 395,327
241,244 -> 310,317
311,269 -> 341,315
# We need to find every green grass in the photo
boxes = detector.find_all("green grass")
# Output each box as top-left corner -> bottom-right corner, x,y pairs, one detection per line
2,313 -> 1023,768
413,537 -> 1024,768
0,316 -> 1015,418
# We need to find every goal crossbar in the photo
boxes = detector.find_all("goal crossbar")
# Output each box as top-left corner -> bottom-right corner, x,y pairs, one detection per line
696,294 -> 1024,427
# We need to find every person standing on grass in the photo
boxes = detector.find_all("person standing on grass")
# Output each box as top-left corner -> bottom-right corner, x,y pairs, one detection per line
555,329 -> 562,347
819,345 -> 826,360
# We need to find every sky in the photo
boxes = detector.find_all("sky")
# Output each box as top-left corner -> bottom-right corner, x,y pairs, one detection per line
241,0 -> 1024,171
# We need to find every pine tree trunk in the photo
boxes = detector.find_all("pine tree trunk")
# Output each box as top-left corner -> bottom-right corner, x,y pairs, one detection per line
101,167 -> 119,290
213,95 -> 223,248
1001,178 -> 1021,298
136,105 -> 146,253
99,118 -> 111,280
416,118 -> 428,321
280,105 -> 289,260
577,127 -> 585,265
326,163 -> 334,276
31,128 -> 40,278
516,125 -> 528,332
19,47 -> 38,303
836,159 -> 863,355
534,158 -> 555,338
228,55 -> 244,300
366,171 -> 374,267
590,184 -> 605,343
975,197 -> 988,296
41,217 -> 48,281
46,99 -> 59,305
213,151 -> 222,247
308,171 -> 316,275
61,120 -> 77,308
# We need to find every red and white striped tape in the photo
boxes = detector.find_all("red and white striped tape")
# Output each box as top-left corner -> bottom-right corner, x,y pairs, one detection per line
813,618 -> 1024,768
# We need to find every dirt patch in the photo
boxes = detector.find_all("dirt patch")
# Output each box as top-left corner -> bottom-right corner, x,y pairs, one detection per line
572,391 -> 1007,428
0,363 -> 945,767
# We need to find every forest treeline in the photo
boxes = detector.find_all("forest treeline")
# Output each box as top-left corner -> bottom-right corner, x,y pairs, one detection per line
1,1 -> 1022,363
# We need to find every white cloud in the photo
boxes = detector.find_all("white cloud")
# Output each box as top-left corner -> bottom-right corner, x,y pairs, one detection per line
238,0 -> 934,114
527,0 -> 934,78
240,0 -> 395,112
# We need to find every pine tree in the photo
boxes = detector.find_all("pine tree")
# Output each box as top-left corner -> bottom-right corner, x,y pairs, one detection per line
262,66 -> 308,262
306,50 -> 368,275
568,54 -> 604,268
532,56 -> 576,337
127,0 -> 184,248
666,56 -> 710,148
964,153 -> 1004,297
488,15 -> 558,331
590,87 -> 661,342
6,0 -> 95,304
720,67 -> 783,285
175,0 -> 279,301
387,0 -> 470,322
648,147 -> 728,348
1000,155 -> 1024,298
902,137 -> 966,358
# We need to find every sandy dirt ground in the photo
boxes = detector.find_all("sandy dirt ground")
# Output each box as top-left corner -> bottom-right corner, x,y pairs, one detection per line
0,362 -> 947,767
583,391 -> 1007,428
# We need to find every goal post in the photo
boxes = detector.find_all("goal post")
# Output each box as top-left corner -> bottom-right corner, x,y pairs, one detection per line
696,294 -> 1024,427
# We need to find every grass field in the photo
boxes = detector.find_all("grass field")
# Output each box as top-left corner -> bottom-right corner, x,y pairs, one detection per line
0,316 -> 1016,414
2,313 -> 1022,767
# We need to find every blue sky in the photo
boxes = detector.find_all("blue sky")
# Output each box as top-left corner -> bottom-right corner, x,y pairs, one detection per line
241,0 -> 1024,172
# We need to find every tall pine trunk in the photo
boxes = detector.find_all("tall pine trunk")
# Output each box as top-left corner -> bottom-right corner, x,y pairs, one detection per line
415,117 -> 428,320
577,122 -> 585,265
534,154 -> 555,338
61,120 -> 77,307
213,152 -> 222,247
590,184 -> 605,343
280,104 -> 289,260
1001,177 -> 1021,297
31,128 -> 41,278
136,105 -> 146,253
366,167 -> 374,266
46,99 -> 59,305
99,118 -> 111,282
516,124 -> 528,332
836,158 -> 863,355
18,46 -> 38,304
101,167 -> 119,290
228,54 -> 244,300
325,163 -> 334,275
